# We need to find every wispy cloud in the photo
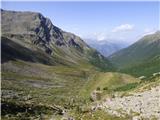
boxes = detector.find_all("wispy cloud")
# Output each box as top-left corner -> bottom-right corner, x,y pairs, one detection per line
112,24 -> 134,32
89,24 -> 135,41
83,25 -> 158,45
84,31 -> 127,42
93,32 -> 108,41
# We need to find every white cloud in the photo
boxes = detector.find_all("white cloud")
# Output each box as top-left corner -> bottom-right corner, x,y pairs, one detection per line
83,24 -> 137,44
93,32 -> 108,41
112,24 -> 134,32
84,31 -> 127,42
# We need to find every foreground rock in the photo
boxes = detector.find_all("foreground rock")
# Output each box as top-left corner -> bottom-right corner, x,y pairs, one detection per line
93,85 -> 160,120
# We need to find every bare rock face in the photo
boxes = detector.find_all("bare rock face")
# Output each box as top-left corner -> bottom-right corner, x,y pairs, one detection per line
1,10 -> 62,42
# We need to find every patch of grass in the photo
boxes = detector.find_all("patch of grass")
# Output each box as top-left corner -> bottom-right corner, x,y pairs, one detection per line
114,82 -> 139,92
79,72 -> 139,101
71,109 -> 130,120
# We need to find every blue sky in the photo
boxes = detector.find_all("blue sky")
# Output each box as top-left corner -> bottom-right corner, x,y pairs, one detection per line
1,1 -> 159,44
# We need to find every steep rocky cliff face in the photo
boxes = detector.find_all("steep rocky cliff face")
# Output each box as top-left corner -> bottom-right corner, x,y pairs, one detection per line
1,9 -> 87,55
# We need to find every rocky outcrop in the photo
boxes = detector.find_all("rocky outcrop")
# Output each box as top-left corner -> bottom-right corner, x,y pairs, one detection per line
90,90 -> 102,101
92,85 -> 160,120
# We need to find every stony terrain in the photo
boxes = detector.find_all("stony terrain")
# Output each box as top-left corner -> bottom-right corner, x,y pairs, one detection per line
93,85 -> 160,120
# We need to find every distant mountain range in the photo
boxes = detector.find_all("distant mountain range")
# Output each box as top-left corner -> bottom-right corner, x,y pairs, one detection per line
109,31 -> 160,77
85,39 -> 128,57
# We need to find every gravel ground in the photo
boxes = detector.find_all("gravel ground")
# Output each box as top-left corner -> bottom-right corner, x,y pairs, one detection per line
93,85 -> 160,120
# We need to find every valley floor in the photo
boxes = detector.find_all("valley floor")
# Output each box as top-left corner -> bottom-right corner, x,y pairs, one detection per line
2,61 -> 160,120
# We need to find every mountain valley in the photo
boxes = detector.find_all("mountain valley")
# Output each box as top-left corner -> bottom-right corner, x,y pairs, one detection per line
1,9 -> 160,120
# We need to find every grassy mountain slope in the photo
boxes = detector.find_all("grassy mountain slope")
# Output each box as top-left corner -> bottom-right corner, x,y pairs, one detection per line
121,55 -> 160,77
109,31 -> 160,77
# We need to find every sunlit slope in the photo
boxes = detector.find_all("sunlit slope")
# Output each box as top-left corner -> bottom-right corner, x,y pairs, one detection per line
80,72 -> 139,99
109,31 -> 160,77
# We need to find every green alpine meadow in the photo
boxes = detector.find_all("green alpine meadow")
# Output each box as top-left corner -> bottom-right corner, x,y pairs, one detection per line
1,1 -> 160,120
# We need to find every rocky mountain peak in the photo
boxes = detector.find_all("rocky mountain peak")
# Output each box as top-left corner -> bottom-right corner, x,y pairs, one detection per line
1,9 -> 90,55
